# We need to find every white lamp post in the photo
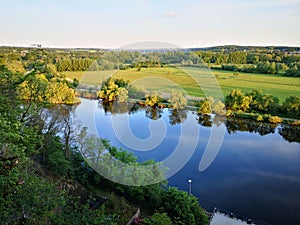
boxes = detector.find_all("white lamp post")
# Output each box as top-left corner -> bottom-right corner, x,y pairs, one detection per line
188,179 -> 192,196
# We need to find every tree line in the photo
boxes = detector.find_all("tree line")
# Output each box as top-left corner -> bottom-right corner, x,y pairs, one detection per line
1,46 -> 300,76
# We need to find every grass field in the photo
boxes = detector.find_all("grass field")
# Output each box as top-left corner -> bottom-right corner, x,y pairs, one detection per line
64,67 -> 300,102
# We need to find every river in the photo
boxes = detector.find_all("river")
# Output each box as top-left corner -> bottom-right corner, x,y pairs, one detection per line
75,98 -> 300,225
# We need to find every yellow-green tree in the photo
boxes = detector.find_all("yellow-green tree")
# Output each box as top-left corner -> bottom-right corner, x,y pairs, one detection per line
145,91 -> 162,107
225,89 -> 252,112
198,96 -> 214,114
46,81 -> 75,104
168,91 -> 187,110
98,77 -> 128,102
18,73 -> 48,101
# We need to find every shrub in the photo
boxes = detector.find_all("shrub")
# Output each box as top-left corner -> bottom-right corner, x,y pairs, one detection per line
256,114 -> 264,122
268,116 -> 283,124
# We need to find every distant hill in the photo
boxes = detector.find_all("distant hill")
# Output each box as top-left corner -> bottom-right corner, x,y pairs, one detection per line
189,45 -> 300,53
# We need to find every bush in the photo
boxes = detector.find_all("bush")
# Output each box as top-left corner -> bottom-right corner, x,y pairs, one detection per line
144,212 -> 173,225
268,116 -> 283,124
226,110 -> 234,117
221,64 -> 238,71
256,114 -> 264,122
160,187 -> 207,225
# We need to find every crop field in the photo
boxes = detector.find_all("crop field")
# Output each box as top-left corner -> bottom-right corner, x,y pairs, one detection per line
64,67 -> 300,102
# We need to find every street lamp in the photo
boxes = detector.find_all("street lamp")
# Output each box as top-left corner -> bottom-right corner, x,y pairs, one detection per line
188,179 -> 192,196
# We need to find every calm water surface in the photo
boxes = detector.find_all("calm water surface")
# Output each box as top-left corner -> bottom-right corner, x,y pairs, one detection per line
75,99 -> 300,225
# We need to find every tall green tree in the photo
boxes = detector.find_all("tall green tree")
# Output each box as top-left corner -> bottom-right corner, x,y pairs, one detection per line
247,89 -> 279,113
225,89 -> 252,112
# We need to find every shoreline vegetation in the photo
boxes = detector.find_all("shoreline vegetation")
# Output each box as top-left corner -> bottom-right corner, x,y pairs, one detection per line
94,76 -> 300,126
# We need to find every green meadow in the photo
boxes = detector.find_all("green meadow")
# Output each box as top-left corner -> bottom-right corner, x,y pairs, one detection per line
64,67 -> 300,102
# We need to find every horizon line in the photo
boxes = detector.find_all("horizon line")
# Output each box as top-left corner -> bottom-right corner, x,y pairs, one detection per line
1,43 -> 300,50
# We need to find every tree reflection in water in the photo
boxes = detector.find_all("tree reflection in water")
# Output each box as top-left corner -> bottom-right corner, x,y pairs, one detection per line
145,106 -> 163,120
279,125 -> 300,143
101,101 -> 143,115
196,113 -> 300,144
197,114 -> 212,127
168,109 -> 187,125
97,101 -> 300,144
225,117 -> 277,136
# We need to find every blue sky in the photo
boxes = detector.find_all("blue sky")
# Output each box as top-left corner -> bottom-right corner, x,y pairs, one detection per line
1,0 -> 299,48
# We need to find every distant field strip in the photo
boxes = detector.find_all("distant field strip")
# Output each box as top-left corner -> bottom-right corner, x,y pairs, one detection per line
64,67 -> 300,102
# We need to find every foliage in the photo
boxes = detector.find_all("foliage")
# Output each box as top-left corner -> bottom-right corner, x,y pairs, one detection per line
256,61 -> 277,74
115,87 -> 128,103
145,91 -> 162,107
144,212 -> 173,225
17,71 -> 76,104
256,114 -> 264,122
46,80 -> 76,103
213,100 -> 226,115
268,116 -> 283,124
160,187 -> 208,225
57,58 -> 97,72
42,134 -> 72,176
247,89 -> 279,113
284,63 -> 300,77
0,66 -> 111,225
282,96 -> 300,117
0,165 -> 63,225
103,194 -> 134,224
98,77 -> 128,103
76,134 -> 167,203
168,91 -> 187,110
198,97 -> 214,114
225,89 -> 252,112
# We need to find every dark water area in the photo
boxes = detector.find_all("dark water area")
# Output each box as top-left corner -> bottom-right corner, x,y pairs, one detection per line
75,99 -> 300,225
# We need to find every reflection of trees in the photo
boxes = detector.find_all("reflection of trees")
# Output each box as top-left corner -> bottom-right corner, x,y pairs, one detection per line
279,125 -> 300,143
198,114 -> 212,127
212,115 -> 227,127
101,101 -> 143,115
129,103 -> 143,115
225,117 -> 277,135
168,109 -> 187,125
97,102 -> 300,144
145,106 -> 163,120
